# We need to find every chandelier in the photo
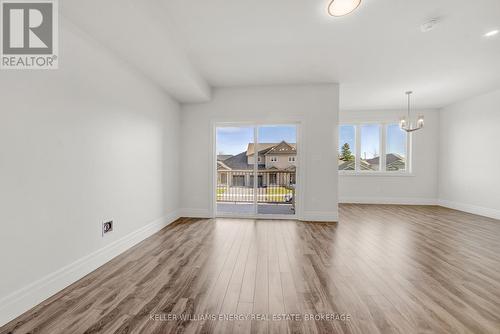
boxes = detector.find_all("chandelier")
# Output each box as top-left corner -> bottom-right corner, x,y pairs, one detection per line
400,91 -> 424,133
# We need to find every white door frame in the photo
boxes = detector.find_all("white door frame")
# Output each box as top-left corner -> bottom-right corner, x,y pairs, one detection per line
211,121 -> 302,220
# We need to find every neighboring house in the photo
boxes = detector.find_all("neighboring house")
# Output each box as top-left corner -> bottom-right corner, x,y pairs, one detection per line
217,154 -> 233,161
338,159 -> 371,171
338,153 -> 405,171
217,141 -> 296,187
366,153 -> 406,171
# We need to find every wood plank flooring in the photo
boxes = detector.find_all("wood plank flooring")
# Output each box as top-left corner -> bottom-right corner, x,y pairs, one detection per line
2,204 -> 500,334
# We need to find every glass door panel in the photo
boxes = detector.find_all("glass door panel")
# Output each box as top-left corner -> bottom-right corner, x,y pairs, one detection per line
256,125 -> 297,215
216,126 -> 256,216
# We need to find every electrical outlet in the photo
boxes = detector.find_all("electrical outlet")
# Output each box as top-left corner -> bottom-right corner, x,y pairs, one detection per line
102,220 -> 113,236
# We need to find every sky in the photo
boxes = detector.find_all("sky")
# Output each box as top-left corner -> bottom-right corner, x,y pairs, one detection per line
339,124 -> 406,159
386,124 -> 406,157
217,124 -> 405,157
361,124 -> 380,159
217,125 -> 297,155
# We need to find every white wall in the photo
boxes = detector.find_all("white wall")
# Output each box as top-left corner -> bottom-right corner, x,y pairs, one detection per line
438,89 -> 500,219
0,19 -> 181,324
339,110 -> 439,204
180,84 -> 339,221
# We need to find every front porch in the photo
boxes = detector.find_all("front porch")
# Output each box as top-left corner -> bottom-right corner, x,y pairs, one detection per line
216,170 -> 296,216
217,202 -> 295,215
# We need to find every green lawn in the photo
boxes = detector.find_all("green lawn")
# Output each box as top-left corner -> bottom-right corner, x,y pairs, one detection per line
264,186 -> 293,202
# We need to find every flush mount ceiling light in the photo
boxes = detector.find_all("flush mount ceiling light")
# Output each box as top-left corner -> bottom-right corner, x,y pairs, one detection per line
400,91 -> 424,133
484,30 -> 499,37
327,0 -> 361,17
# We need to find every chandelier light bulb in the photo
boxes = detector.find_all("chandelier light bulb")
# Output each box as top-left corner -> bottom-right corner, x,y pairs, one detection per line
399,117 -> 408,129
417,115 -> 425,128
327,0 -> 362,17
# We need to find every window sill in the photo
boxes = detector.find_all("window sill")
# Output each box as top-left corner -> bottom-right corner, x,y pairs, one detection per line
339,171 -> 415,177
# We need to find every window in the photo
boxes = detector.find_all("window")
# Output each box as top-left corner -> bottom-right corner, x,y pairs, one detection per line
338,123 -> 409,173
258,175 -> 263,187
386,124 -> 407,171
250,175 -> 264,187
338,125 -> 356,170
232,175 -> 245,187
220,173 -> 228,185
288,156 -> 296,162
360,124 -> 380,171
247,175 -> 264,188
270,156 -> 277,162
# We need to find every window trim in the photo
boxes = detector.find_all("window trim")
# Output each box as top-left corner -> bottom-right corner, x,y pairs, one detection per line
338,121 -> 413,176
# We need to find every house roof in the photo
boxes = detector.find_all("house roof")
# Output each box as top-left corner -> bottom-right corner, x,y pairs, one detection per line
338,159 -> 373,171
217,154 -> 233,161
220,149 -> 298,171
264,141 -> 296,155
246,141 -> 296,156
219,152 -> 270,171
217,160 -> 231,170
219,141 -> 298,171
365,153 -> 404,166
221,152 -> 251,170
339,153 -> 405,171
246,143 -> 276,156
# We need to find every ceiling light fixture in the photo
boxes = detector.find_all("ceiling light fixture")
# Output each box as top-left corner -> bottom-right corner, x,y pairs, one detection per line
484,30 -> 499,37
327,0 -> 361,17
400,91 -> 424,133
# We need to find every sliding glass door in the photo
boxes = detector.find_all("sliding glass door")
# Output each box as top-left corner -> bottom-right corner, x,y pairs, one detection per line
215,124 -> 298,217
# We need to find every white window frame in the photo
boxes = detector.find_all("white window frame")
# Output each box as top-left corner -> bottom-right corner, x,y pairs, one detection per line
270,156 -> 277,162
288,156 -> 295,162
338,122 -> 413,176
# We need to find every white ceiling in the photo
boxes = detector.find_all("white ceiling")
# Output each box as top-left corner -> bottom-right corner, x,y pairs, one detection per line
63,0 -> 500,109
62,0 -> 211,103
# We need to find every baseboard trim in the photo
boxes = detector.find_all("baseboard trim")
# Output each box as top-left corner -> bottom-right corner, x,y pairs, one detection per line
339,197 -> 500,220
340,197 -> 438,205
300,211 -> 338,222
438,199 -> 500,220
0,211 -> 180,327
178,208 -> 211,218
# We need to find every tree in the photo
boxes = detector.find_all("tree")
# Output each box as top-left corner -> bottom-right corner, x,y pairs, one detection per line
340,143 -> 354,161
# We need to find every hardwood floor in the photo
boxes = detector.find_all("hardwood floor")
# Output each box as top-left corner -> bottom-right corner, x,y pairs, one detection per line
2,204 -> 500,334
